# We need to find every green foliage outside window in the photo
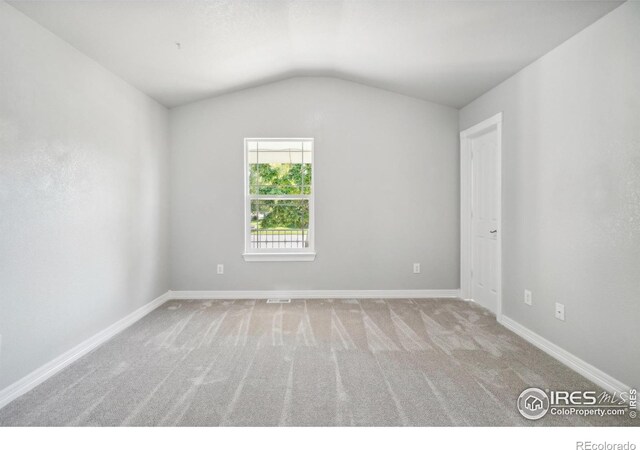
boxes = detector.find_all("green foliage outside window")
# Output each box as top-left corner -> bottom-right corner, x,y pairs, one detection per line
250,163 -> 311,195
250,163 -> 311,230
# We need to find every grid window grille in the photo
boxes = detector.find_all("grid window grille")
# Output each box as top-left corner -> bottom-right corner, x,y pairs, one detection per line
245,139 -> 314,253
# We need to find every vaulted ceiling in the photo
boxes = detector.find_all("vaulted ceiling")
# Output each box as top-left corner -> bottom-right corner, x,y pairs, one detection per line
9,0 -> 623,108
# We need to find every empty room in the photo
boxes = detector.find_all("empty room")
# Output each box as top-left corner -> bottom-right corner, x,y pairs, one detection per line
0,0 -> 638,446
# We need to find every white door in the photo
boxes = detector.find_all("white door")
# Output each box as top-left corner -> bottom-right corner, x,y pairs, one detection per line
469,126 -> 500,313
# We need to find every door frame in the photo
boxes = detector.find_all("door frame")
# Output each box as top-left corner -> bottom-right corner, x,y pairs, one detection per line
460,112 -> 503,318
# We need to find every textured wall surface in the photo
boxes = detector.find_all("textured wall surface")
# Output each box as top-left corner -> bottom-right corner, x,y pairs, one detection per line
460,2 -> 640,387
169,77 -> 460,291
0,2 -> 170,390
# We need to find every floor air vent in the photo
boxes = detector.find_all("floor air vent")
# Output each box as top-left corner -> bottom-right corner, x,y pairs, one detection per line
266,299 -> 291,304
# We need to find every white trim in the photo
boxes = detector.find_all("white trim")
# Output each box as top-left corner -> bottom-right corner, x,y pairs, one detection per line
0,291 -> 172,410
498,315 -> 631,395
168,289 -> 460,300
244,137 -> 315,259
243,252 -> 316,262
460,112 -> 503,317
460,112 -> 503,139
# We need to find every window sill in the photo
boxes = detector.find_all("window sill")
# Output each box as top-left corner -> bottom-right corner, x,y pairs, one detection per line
243,252 -> 316,262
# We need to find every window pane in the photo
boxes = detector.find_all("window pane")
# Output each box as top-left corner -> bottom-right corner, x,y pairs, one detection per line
250,199 -> 309,249
248,141 -> 312,195
249,163 -> 312,194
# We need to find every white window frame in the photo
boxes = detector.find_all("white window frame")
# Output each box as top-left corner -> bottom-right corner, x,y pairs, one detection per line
243,137 -> 316,262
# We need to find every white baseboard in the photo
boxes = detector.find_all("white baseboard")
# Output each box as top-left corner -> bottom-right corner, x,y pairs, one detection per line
168,289 -> 460,300
0,290 -> 172,410
2,292 -> 629,413
498,314 -> 630,395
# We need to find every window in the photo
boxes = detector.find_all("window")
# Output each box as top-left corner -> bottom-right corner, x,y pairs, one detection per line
243,138 -> 315,261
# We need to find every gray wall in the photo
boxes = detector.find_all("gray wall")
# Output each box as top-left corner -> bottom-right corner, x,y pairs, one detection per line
460,1 -> 640,388
170,77 -> 459,290
0,3 -> 170,390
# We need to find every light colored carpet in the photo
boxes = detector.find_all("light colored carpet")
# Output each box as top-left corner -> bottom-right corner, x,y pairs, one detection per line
0,298 -> 633,426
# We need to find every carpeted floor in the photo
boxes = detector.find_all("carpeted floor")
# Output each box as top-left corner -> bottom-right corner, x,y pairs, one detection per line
0,298 -> 634,426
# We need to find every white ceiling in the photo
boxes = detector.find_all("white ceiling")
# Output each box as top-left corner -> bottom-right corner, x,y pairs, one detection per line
8,0 -> 623,108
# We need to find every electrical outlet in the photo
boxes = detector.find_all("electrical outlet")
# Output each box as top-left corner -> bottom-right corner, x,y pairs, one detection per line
413,263 -> 421,274
555,302 -> 565,321
524,289 -> 532,306
216,264 -> 224,275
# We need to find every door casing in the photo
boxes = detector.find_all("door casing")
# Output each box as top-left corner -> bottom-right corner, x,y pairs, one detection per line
460,112 -> 503,318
